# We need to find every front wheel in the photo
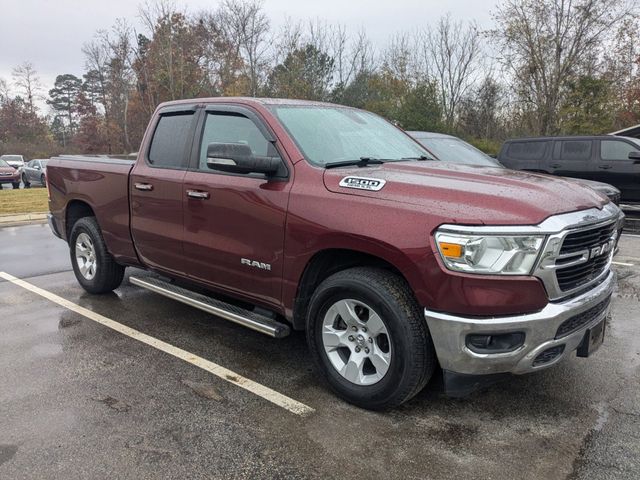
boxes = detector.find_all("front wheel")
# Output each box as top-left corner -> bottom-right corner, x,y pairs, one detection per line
306,267 -> 436,410
11,181 -> 20,189
22,174 -> 30,188
69,217 -> 125,293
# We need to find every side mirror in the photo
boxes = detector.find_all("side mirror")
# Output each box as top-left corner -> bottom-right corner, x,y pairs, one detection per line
628,151 -> 640,161
206,143 -> 281,176
35,165 -> 41,170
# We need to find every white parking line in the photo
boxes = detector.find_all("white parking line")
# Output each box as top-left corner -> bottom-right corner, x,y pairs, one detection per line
612,261 -> 635,267
0,271 -> 314,417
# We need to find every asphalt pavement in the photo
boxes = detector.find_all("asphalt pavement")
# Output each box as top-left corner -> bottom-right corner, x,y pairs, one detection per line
1,223 -> 639,480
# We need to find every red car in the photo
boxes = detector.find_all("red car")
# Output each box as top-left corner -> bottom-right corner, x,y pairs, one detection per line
0,158 -> 21,189
46,98 -> 624,409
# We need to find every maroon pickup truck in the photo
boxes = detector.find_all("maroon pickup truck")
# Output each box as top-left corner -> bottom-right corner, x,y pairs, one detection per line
46,98 -> 624,409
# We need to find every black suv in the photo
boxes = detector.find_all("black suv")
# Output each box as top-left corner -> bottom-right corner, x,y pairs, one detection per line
498,136 -> 640,202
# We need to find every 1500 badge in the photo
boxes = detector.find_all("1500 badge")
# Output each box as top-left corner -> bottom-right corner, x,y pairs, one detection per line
339,176 -> 386,191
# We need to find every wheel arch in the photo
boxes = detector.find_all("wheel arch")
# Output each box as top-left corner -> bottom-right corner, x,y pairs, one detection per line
291,247 -> 420,331
65,199 -> 96,241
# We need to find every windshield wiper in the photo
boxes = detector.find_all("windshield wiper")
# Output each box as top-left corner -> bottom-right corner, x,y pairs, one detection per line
324,157 -> 387,169
401,155 -> 435,161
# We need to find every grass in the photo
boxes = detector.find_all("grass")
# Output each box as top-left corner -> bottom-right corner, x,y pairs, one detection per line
0,187 -> 49,215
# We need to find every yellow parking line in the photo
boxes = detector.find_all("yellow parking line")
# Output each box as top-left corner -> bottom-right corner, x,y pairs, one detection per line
0,271 -> 314,417
612,261 -> 635,267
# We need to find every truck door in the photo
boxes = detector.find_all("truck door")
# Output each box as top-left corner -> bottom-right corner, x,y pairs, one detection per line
182,106 -> 292,308
550,139 -> 594,180
130,106 -> 198,275
598,138 -> 640,202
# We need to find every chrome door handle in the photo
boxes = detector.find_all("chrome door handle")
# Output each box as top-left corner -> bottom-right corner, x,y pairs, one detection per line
550,164 -> 561,168
598,165 -> 612,170
187,190 -> 210,199
134,182 -> 153,191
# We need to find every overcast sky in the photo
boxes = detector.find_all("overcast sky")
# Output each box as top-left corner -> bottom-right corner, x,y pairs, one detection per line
0,0 -> 495,99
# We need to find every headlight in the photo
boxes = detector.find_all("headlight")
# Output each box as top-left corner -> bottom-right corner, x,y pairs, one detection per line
435,230 -> 545,275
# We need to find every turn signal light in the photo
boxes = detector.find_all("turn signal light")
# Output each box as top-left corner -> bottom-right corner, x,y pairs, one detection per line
438,242 -> 463,258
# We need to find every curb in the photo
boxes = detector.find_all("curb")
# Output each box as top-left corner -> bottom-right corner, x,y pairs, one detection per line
0,212 -> 48,227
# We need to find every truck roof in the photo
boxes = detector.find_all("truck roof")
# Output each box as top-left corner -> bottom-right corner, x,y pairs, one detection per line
504,135 -> 624,142
156,97 -> 349,110
406,131 -> 457,140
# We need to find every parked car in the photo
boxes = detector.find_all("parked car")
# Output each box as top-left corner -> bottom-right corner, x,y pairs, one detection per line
22,159 -> 48,187
0,158 -> 21,189
408,131 -> 622,205
0,154 -> 26,173
498,135 -> 640,202
47,98 -> 624,409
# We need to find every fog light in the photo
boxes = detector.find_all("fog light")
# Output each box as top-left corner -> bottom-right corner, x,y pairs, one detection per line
466,332 -> 525,354
533,345 -> 565,366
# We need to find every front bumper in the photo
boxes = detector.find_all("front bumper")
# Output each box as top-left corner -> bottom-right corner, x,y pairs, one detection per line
0,176 -> 19,184
425,270 -> 616,375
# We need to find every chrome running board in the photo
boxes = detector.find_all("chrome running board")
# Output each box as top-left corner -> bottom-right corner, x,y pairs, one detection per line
129,275 -> 290,338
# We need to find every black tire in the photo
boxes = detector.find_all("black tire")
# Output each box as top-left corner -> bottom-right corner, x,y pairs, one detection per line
306,267 -> 436,410
69,217 -> 125,294
22,174 -> 30,188
11,181 -> 20,189
40,174 -> 45,186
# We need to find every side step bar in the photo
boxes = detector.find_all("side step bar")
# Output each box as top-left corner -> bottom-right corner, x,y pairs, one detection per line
129,275 -> 290,338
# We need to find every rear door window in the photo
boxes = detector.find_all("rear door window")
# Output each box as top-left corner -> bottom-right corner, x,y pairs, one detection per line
148,112 -> 195,169
554,140 -> 592,161
601,140 -> 637,161
506,141 -> 547,159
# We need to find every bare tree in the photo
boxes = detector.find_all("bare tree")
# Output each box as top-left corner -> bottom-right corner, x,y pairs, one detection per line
109,21 -> 135,151
603,15 -> 640,128
419,15 -> 482,130
0,78 -> 10,104
83,39 -> 114,152
216,0 -> 270,96
491,0 -> 633,135
332,28 -> 374,88
272,18 -> 304,66
196,11 -> 244,95
91,19 -> 135,152
12,62 -> 42,113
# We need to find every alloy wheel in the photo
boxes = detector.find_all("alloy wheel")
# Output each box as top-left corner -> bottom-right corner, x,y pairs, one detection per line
321,299 -> 392,386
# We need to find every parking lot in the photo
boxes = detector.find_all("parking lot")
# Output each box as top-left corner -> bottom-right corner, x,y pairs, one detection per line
1,223 -> 639,480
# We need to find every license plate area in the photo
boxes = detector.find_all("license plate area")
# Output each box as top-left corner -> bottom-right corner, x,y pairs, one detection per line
576,319 -> 606,358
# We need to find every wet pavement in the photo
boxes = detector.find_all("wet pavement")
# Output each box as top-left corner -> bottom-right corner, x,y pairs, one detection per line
1,223 -> 639,480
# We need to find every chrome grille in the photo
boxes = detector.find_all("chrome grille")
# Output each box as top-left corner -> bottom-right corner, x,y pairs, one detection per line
555,222 -> 617,292
560,223 -> 617,255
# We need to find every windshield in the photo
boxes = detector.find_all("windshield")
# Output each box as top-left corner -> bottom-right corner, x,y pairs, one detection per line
1,155 -> 23,163
415,137 -> 501,167
269,106 -> 430,166
0,159 -> 9,168
625,137 -> 640,150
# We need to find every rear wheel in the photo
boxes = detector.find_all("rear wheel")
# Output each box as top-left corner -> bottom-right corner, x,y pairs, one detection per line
306,267 -> 436,409
69,217 -> 125,293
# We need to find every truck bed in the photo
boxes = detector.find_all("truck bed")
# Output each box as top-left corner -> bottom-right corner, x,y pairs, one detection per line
47,155 -> 138,264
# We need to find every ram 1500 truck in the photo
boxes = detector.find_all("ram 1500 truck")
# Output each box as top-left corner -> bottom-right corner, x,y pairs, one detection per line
46,98 -> 625,409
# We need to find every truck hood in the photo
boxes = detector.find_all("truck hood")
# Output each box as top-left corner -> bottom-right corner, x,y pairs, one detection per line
323,161 -> 608,226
